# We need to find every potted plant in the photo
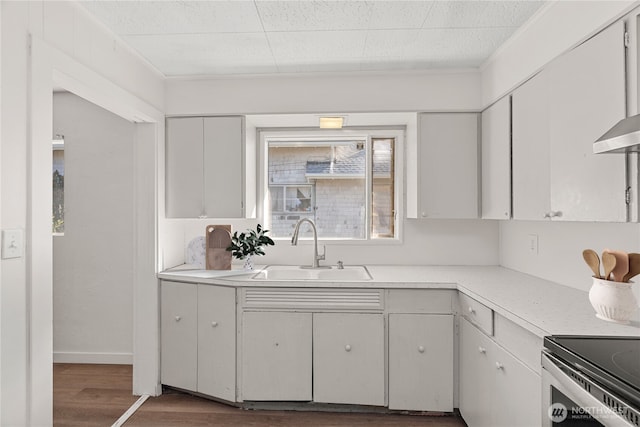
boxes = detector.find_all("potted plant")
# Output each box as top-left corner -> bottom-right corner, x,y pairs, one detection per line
226,224 -> 275,270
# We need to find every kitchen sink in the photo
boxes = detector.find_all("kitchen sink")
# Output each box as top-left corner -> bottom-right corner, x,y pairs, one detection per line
252,265 -> 373,281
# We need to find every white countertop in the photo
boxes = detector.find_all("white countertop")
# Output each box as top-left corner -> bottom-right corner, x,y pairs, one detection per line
158,264 -> 640,338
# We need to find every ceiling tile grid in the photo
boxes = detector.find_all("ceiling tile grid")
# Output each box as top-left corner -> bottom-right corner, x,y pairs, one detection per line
79,0 -> 545,76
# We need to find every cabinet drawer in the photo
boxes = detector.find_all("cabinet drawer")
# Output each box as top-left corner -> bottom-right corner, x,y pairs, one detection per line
386,289 -> 453,313
459,293 -> 493,335
493,313 -> 543,374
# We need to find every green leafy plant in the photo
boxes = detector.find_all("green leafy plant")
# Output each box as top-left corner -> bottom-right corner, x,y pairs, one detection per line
226,224 -> 275,260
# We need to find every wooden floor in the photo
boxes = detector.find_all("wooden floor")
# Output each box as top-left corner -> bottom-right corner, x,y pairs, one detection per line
54,363 -> 467,427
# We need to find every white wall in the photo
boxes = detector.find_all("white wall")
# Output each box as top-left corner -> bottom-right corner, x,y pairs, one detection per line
1,1 -> 164,425
52,92 -> 135,364
166,70 -> 481,116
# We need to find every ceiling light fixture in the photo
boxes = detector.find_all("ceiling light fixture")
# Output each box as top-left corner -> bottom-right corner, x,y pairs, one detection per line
319,117 -> 344,129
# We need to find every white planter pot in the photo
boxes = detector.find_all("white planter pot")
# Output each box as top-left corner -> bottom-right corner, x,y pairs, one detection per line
588,277 -> 638,324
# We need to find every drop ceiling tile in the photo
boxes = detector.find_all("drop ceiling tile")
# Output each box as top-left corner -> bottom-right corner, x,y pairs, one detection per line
124,33 -> 273,62
423,1 -> 544,29
368,1 -> 435,30
256,1 -> 375,32
268,30 -> 368,60
363,29 -> 421,58
412,27 -> 516,65
81,0 -> 263,35
78,0 -> 547,76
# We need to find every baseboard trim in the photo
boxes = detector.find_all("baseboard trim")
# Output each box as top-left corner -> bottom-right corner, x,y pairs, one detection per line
53,351 -> 133,365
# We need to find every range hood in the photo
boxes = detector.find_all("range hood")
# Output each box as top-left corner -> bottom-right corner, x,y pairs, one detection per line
594,114 -> 640,153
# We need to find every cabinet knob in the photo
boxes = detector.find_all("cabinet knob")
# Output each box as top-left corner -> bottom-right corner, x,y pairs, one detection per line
478,346 -> 486,354
468,306 -> 475,314
345,344 -> 352,352
418,345 -> 425,353
211,321 -> 218,327
544,211 -> 563,219
174,316 -> 181,322
495,362 -> 504,370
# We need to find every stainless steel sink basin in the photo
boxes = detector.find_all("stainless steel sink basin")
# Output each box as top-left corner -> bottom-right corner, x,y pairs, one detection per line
252,265 -> 373,281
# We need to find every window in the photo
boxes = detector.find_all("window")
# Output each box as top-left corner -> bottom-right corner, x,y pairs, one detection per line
262,130 -> 401,241
52,135 -> 65,234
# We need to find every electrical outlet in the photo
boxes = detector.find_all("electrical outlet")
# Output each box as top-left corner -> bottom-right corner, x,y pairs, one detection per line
528,234 -> 538,255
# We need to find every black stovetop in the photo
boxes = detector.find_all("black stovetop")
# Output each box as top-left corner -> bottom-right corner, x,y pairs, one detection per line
545,336 -> 640,406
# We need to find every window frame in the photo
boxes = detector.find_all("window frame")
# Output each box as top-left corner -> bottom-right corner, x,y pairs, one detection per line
257,128 -> 404,244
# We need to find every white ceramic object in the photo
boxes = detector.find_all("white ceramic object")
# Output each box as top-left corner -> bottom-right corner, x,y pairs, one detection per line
588,277 -> 638,324
186,236 -> 206,268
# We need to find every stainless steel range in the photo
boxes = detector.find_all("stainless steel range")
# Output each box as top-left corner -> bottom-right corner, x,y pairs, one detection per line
542,336 -> 640,426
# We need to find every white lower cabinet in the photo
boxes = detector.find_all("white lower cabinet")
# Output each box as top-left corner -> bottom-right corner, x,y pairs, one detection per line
241,312 -> 312,401
313,313 -> 385,406
388,314 -> 453,411
161,281 -> 198,391
459,318 -> 540,427
162,283 -> 457,413
160,281 -> 236,401
197,285 -> 236,401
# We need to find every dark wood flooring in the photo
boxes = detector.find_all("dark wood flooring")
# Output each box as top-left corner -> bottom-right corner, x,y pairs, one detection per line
54,363 -> 467,427
54,363 -> 138,426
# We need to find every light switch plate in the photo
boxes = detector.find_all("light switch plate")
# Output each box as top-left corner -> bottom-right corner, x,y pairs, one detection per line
527,234 -> 538,255
2,229 -> 24,259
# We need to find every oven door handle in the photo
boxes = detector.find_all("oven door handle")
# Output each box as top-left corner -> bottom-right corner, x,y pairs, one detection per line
542,353 -> 636,427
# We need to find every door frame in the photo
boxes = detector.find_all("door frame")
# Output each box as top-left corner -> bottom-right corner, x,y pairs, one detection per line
29,36 -> 162,425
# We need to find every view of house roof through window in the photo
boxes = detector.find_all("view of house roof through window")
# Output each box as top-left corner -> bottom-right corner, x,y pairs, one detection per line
267,137 -> 395,240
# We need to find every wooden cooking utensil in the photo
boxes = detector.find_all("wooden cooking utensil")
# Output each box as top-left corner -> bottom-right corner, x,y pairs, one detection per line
623,253 -> 640,283
582,249 -> 601,279
607,249 -> 629,282
601,251 -> 617,281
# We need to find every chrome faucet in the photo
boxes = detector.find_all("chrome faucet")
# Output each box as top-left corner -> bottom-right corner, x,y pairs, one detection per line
291,218 -> 328,269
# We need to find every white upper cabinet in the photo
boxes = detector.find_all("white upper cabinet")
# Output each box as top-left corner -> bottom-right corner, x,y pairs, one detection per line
418,113 -> 479,219
547,21 -> 627,222
481,97 -> 512,220
512,70 -> 551,221
513,22 -> 627,222
166,116 -> 245,218
166,117 -> 204,218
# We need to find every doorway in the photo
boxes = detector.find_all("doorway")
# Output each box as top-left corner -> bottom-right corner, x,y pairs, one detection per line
52,91 -> 136,365
28,37 -> 162,425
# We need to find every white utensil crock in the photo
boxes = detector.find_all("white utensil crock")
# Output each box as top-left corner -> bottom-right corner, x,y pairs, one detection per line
588,277 -> 638,324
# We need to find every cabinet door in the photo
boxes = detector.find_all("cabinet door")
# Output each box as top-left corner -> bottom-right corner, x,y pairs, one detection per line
388,314 -> 453,411
166,117 -> 204,218
418,113 -> 479,219
459,318 -> 493,427
197,285 -> 236,401
241,312 -> 312,401
492,342 -> 541,427
512,71 -> 551,220
203,116 -> 244,218
161,281 -> 197,390
547,21 -> 627,222
481,97 -> 511,220
313,313 -> 385,406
